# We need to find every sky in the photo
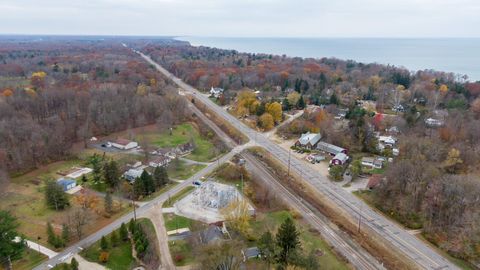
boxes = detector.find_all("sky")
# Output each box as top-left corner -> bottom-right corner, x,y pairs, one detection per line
1,0 -> 480,37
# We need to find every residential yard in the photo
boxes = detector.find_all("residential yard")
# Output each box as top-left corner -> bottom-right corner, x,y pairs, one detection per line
81,235 -> 134,270
1,158 -> 129,249
250,210 -> 349,270
169,240 -> 195,266
163,213 -> 200,231
167,160 -> 206,180
0,249 -> 48,270
135,122 -> 219,162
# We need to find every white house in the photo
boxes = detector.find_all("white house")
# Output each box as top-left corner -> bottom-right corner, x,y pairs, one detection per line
149,156 -> 171,168
123,168 -> 145,183
295,132 -> 322,149
361,157 -> 383,169
110,139 -> 138,150
210,87 -> 224,98
330,153 -> 349,165
425,118 -> 444,127
377,135 -> 396,146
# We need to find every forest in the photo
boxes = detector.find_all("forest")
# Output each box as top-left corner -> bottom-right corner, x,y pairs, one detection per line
135,40 -> 480,264
0,37 -> 187,176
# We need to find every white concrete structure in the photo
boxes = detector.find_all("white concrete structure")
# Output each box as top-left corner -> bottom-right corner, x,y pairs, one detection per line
110,138 -> 138,150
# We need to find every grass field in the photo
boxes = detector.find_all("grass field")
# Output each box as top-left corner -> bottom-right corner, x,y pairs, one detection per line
169,240 -> 195,266
162,186 -> 195,207
0,249 -> 48,270
80,228 -> 134,270
250,210 -> 349,270
1,156 -> 129,249
168,160 -> 207,180
163,214 -> 198,231
136,123 -> 218,162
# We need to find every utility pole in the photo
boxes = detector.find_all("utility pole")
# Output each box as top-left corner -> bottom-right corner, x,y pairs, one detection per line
358,204 -> 363,233
241,173 -> 244,194
131,190 -> 137,221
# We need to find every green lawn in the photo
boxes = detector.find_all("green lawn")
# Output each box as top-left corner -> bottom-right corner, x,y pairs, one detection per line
167,160 -> 206,180
80,229 -> 134,270
169,240 -> 195,266
138,123 -> 218,162
1,249 -> 47,270
250,210 -> 349,270
163,214 -> 198,231
162,186 -> 195,207
140,182 -> 179,202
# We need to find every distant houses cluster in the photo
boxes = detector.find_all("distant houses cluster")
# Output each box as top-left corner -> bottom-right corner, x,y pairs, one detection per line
123,141 -> 195,184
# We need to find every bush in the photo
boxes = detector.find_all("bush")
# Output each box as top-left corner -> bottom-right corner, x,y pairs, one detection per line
99,251 -> 109,263
174,254 -> 184,263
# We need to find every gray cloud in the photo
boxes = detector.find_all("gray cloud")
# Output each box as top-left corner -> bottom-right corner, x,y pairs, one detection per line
1,0 -> 479,37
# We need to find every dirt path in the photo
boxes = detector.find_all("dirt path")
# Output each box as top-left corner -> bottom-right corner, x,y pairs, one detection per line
68,255 -> 106,270
139,206 -> 175,270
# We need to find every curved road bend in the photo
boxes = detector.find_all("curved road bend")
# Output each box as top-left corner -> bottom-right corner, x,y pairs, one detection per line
139,52 -> 459,270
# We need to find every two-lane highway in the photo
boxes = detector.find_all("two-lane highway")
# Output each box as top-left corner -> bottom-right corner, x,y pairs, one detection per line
140,52 -> 459,270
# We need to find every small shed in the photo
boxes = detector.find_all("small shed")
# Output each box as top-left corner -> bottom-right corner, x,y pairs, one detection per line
56,178 -> 77,191
242,247 -> 261,261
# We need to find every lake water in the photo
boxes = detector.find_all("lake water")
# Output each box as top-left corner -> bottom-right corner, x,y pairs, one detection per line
178,37 -> 480,81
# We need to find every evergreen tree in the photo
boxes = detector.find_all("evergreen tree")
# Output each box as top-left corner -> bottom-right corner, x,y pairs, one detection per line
282,98 -> 291,111
276,217 -> 301,266
61,223 -> 70,244
103,160 -> 120,188
140,170 -> 155,195
133,224 -> 149,258
70,257 -> 79,270
0,211 -> 26,270
153,166 -> 169,188
81,174 -> 87,184
256,102 -> 266,116
90,154 -> 102,183
47,222 -> 56,246
133,177 -> 145,199
45,179 -> 69,210
297,95 -> 306,109
128,219 -> 136,234
258,231 -> 275,268
329,93 -> 339,105
120,222 -> 129,242
104,192 -> 113,214
110,230 -> 119,247
100,236 -> 108,250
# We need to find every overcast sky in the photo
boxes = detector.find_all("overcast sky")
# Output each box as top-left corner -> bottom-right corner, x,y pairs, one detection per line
1,0 -> 480,37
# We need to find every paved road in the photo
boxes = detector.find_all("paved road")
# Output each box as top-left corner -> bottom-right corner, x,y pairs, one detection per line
243,152 -> 385,270
26,240 -> 58,259
140,52 -> 459,270
34,146 -> 243,270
